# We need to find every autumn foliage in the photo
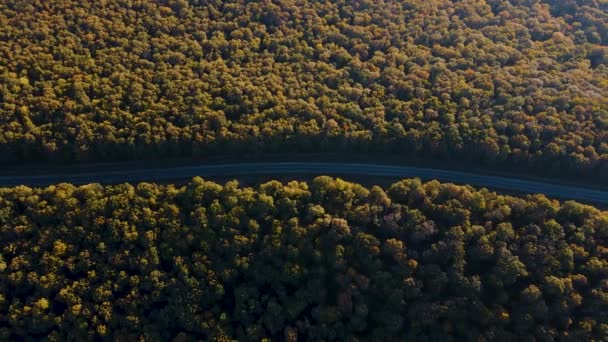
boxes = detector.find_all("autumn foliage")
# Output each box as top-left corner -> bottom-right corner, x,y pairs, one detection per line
0,0 -> 607,181
1,177 -> 607,340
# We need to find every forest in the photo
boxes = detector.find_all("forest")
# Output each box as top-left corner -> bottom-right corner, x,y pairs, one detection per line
1,177 -> 607,340
0,0 -> 607,182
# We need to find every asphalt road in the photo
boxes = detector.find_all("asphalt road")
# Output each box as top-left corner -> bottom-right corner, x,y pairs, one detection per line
0,162 -> 606,205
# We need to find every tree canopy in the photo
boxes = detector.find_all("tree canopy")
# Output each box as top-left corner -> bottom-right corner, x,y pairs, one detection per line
1,177 -> 607,340
0,0 -> 607,181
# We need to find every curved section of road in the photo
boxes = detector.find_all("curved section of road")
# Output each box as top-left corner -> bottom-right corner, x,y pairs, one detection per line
0,162 -> 606,205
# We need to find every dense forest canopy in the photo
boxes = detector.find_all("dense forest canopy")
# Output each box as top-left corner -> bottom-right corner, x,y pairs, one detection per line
1,177 -> 607,340
0,0 -> 607,181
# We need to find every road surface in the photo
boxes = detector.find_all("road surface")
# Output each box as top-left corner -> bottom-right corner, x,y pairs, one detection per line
0,162 -> 606,205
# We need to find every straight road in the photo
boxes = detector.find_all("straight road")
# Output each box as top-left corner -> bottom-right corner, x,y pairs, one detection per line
0,162 -> 606,205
